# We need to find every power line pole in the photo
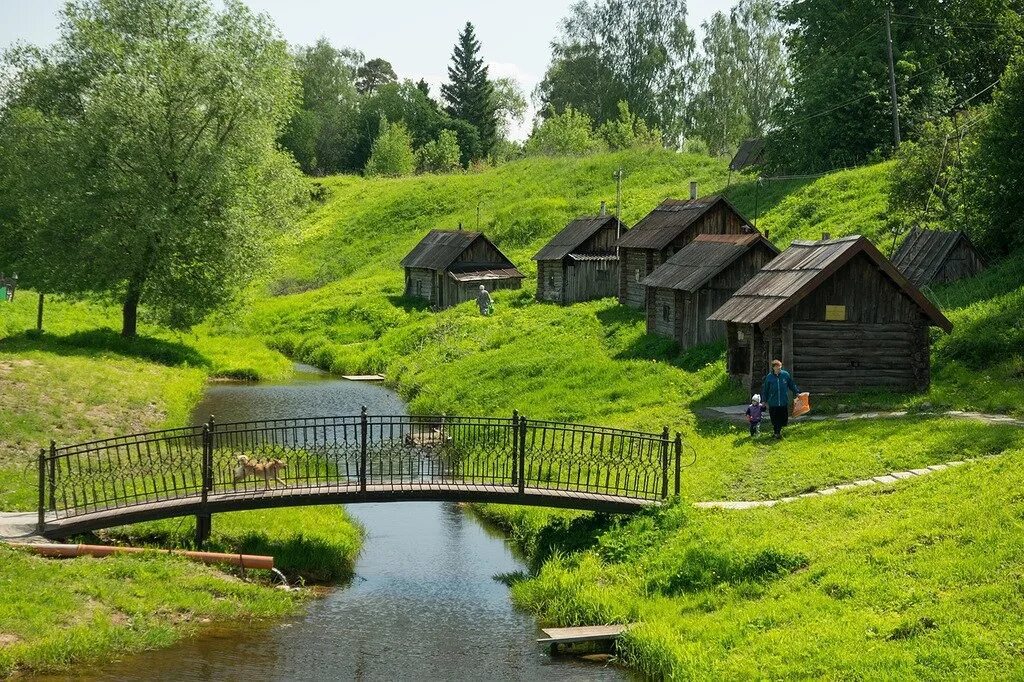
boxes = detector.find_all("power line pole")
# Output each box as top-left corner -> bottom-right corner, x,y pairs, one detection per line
885,6 -> 901,148
613,167 -> 623,241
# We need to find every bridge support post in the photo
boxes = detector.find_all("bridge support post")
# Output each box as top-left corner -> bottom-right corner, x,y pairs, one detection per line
661,427 -> 670,499
49,440 -> 57,512
674,433 -> 682,498
37,449 -> 46,534
360,406 -> 368,492
195,513 -> 211,548
518,417 -> 526,495
511,410 -> 519,487
196,420 -> 213,549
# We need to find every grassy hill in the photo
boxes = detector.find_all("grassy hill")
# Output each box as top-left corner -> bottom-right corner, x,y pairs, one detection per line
4,148 -> 1023,677
241,149 -> 1024,678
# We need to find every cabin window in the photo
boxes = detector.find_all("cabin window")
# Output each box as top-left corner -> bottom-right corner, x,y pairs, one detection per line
825,304 -> 846,321
662,304 -> 670,322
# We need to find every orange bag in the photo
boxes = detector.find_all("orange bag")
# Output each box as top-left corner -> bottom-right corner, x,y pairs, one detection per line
792,392 -> 811,417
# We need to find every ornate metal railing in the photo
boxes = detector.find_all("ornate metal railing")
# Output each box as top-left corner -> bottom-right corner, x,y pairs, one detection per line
38,410 -> 684,529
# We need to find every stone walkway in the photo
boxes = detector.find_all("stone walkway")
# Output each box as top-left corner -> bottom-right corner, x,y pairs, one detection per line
0,512 -> 46,543
694,407 -> 1023,510
699,405 -> 1024,429
694,457 -> 981,510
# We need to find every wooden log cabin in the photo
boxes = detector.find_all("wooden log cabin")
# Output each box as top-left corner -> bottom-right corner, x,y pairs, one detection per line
709,235 -> 952,395
615,184 -> 756,308
401,229 -> 524,310
891,227 -> 985,288
533,210 -> 628,304
641,233 -> 778,349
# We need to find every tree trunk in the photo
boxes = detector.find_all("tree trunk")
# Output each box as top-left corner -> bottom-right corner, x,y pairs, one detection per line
122,286 -> 141,338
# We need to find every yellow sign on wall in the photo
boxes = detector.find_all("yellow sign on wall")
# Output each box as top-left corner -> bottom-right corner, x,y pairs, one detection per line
825,305 -> 847,321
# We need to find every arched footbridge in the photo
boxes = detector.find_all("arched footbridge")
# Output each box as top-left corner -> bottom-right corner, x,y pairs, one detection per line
35,411 -> 688,544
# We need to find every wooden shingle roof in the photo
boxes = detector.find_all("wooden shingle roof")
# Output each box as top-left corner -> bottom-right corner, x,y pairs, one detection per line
640,233 -> 778,292
891,228 -> 982,287
401,230 -> 514,272
729,138 -> 766,171
616,195 -> 753,251
532,215 -> 625,261
709,235 -> 952,332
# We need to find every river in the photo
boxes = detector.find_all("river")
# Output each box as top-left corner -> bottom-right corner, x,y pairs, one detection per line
83,365 -> 628,681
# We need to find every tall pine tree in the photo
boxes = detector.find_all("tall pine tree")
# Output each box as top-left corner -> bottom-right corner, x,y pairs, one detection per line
441,22 -> 497,159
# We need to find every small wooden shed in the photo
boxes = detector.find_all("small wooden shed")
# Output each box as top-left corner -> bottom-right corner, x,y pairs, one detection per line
891,228 -> 985,288
533,213 -> 628,304
615,188 -> 755,309
729,138 -> 766,172
710,235 -> 952,395
402,229 -> 524,309
641,233 -> 779,349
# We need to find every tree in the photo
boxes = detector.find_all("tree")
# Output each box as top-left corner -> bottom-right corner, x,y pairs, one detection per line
282,38 -> 363,175
441,22 -> 498,158
770,0 -> 1023,171
597,101 -> 663,150
356,57 -> 397,95
1,0 -> 304,337
690,11 -> 747,155
888,116 -> 967,234
365,117 -> 415,177
354,81 -> 446,169
967,52 -> 1024,255
538,0 -> 697,142
732,0 -> 788,138
491,76 -> 527,142
416,129 -> 462,173
525,106 -> 605,156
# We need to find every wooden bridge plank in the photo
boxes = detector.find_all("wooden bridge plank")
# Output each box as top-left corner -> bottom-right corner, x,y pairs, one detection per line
537,624 -> 629,644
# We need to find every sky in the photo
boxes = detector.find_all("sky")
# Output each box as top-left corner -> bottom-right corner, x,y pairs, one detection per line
0,0 -> 735,139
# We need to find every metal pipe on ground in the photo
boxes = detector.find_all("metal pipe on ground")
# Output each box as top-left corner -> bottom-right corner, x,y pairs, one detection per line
8,542 -> 274,570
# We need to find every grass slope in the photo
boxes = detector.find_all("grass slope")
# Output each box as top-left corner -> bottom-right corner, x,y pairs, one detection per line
0,295 -> 363,674
242,149 -> 1024,678
480,452 -> 1024,679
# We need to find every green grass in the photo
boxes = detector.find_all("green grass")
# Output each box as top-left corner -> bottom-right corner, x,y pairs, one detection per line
234,149 -> 1024,678
0,545 -> 300,677
478,451 -> 1024,679
103,507 -> 364,583
0,289 -> 364,672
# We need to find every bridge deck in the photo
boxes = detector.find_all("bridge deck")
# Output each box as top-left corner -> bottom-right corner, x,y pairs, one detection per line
41,483 -> 657,538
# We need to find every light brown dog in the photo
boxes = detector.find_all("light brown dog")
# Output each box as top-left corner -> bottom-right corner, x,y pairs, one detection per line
233,455 -> 287,488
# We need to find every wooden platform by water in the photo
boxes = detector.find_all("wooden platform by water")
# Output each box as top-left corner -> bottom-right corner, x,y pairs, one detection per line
537,624 -> 628,652
342,374 -> 385,381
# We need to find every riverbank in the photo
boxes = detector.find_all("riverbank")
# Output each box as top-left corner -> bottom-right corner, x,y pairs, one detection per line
0,297 -> 365,676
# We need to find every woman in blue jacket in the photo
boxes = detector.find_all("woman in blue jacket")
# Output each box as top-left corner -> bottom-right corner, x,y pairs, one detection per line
762,359 -> 800,439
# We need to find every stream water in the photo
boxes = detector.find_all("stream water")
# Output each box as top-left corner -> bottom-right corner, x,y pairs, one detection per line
82,365 -> 628,681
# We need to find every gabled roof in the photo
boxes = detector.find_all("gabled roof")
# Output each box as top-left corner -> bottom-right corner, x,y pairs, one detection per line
709,235 -> 952,332
615,195 -> 753,251
730,138 -> 766,171
401,229 -> 513,271
532,215 -> 626,261
891,228 -> 983,287
640,233 -> 779,292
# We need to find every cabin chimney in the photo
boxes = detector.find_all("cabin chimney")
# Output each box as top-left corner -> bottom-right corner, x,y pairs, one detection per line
821,232 -> 831,241
689,181 -> 698,200
764,228 -> 770,240
458,221 -> 463,231
599,200 -> 607,216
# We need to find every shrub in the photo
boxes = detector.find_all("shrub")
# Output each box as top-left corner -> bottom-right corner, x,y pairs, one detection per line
597,101 -> 663,151
364,116 -> 415,177
415,129 -> 462,174
525,106 -> 605,156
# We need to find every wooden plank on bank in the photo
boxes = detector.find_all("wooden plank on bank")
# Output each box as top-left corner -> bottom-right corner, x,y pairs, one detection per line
537,624 -> 629,645
342,374 -> 385,381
